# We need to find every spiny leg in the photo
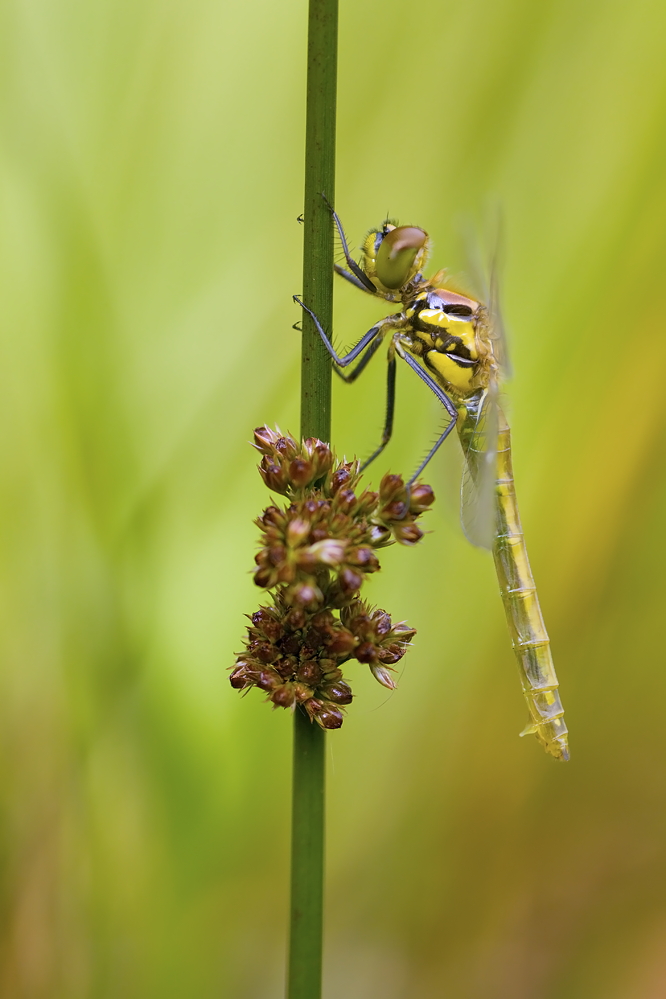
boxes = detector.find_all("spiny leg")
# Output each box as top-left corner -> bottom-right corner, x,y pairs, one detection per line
333,333 -> 384,384
295,291 -> 396,469
360,347 -> 397,471
334,263 -> 376,294
328,336 -> 396,470
320,194 -> 377,293
294,295 -> 386,367
397,348 -> 458,483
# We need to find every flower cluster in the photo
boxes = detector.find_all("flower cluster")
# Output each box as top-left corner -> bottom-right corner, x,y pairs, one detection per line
230,427 -> 435,728
230,595 -> 416,729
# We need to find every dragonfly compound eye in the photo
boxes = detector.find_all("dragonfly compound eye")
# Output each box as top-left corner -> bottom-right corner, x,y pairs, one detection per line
375,226 -> 429,289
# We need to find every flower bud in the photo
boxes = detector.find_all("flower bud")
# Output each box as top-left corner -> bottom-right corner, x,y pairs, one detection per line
321,680 -> 353,704
274,435 -> 299,460
229,663 -> 250,689
302,437 -> 319,458
265,544 -> 287,568
289,458 -> 315,487
348,546 -> 378,570
317,658 -> 339,676
297,660 -> 323,686
339,568 -> 363,594
329,512 -> 351,535
324,628 -> 357,655
378,645 -> 406,665
306,539 -> 346,567
370,664 -> 397,689
314,705 -> 344,729
329,467 -> 353,495
369,525 -> 392,547
276,561 -> 296,584
393,522 -> 424,546
379,473 -> 405,504
310,610 -> 335,630
292,682 -> 314,703
392,620 -> 416,638
255,668 -> 283,692
304,697 -> 324,719
287,581 -> 323,608
356,489 -> 379,516
286,517 -> 311,546
253,425 -> 281,454
259,457 -> 290,494
409,482 -> 435,513
284,607 -> 306,630
250,641 -> 278,664
250,608 -> 283,641
254,565 -> 278,588
355,641 -> 379,664
335,488 -> 357,514
384,500 -> 407,521
305,699 -> 344,729
271,682 -> 296,707
260,506 -> 285,529
276,656 -> 298,679
312,443 -> 334,477
302,439 -> 334,478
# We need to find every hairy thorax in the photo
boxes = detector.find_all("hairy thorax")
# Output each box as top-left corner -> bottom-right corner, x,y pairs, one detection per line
398,283 -> 496,398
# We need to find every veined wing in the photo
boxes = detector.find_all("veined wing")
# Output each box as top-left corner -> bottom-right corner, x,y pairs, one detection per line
458,380 -> 500,551
487,250 -> 511,378
459,215 -> 512,379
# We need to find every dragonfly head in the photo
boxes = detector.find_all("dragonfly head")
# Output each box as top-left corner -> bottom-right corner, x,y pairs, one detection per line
361,223 -> 431,293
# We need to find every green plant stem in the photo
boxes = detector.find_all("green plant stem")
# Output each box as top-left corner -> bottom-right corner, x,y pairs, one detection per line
299,0 -> 337,446
288,707 -> 326,999
288,1 -> 337,997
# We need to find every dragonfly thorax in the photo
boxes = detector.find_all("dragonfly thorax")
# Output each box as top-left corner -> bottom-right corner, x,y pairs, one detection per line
402,287 -> 494,397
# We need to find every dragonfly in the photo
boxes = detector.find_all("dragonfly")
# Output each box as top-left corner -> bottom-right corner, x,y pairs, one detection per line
294,203 -> 569,761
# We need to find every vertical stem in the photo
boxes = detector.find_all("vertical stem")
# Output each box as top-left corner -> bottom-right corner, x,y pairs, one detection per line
288,708 -> 326,999
289,1 -> 337,997
299,0 -> 337,445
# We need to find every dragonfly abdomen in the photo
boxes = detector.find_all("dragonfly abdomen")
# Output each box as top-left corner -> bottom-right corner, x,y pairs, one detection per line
493,426 -> 569,761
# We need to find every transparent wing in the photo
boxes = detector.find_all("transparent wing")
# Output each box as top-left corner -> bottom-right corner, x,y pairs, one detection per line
459,381 -> 500,550
458,212 -> 512,379
487,237 -> 511,378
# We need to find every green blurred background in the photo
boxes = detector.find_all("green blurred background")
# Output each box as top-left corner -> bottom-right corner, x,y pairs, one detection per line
2,0 -> 666,995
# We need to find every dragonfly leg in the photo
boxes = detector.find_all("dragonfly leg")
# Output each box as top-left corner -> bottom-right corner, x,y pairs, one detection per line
320,194 -> 377,293
397,348 -> 458,483
293,295 -> 386,367
334,263 -> 376,294
360,348 -> 397,471
333,333 -> 384,384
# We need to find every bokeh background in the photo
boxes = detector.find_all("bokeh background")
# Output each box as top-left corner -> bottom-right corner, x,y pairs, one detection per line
2,0 -> 666,995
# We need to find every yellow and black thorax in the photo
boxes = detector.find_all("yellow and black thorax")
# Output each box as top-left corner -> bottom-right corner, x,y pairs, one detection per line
402,287 -> 494,397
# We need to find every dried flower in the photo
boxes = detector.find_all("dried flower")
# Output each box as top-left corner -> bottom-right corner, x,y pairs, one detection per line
231,427 -> 435,728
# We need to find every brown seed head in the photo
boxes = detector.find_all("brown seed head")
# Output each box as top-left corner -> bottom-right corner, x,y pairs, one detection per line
233,429 -> 430,727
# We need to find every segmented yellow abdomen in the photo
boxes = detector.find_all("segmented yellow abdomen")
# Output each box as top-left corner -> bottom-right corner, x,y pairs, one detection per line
493,422 -> 569,760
